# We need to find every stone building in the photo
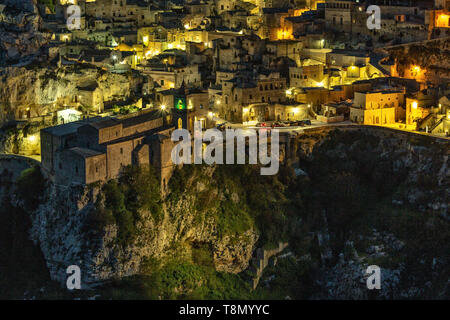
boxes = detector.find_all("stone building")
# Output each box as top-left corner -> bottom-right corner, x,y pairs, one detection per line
219,71 -> 287,122
76,83 -> 104,113
405,95 -> 436,129
242,102 -> 310,122
350,90 -> 405,125
326,50 -> 386,86
83,0 -> 154,28
156,86 -> 215,133
143,64 -> 202,89
324,0 -> 357,33
294,86 -> 346,107
41,110 -> 176,188
289,63 -> 325,88
264,40 -> 304,65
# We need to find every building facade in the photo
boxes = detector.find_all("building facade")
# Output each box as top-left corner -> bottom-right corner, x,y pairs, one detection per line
41,110 -> 176,187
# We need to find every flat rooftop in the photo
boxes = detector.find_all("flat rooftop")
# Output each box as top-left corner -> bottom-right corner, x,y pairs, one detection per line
121,109 -> 162,128
67,147 -> 105,159
41,117 -> 106,136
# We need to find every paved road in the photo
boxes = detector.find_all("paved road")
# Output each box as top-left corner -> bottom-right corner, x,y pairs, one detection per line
216,119 -> 357,133
214,118 -> 449,140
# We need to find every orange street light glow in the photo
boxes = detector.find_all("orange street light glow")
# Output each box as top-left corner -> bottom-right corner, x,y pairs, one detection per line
436,14 -> 450,28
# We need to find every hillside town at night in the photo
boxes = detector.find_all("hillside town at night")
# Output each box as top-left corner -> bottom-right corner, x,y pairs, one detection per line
0,0 -> 448,304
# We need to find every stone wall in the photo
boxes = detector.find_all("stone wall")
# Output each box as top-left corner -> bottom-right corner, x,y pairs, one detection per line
250,242 -> 289,290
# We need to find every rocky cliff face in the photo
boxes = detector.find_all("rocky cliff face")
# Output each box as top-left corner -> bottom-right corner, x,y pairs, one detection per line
299,127 -> 449,214
0,65 -> 143,123
29,166 -> 258,287
0,0 -> 47,64
295,127 -> 449,299
3,127 -> 448,298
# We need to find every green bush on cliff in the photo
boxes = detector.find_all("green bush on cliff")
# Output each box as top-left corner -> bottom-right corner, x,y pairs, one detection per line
213,164 -> 294,248
98,260 -> 252,300
120,165 -> 162,221
167,164 -> 198,203
88,165 -> 162,246
191,243 -> 215,268
215,199 -> 252,239
167,164 -> 296,248
38,0 -> 56,13
15,165 -> 46,210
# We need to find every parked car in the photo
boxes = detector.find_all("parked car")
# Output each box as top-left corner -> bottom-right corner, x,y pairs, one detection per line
216,122 -> 227,130
289,120 -> 302,126
271,121 -> 286,128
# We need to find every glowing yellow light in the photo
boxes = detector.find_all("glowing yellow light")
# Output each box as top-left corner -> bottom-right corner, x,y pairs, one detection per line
285,89 -> 292,95
436,14 -> 450,28
208,112 -> 214,117
293,9 -> 307,16
168,43 -> 173,49
243,108 -> 249,113
316,81 -> 325,87
412,101 -> 418,109
160,105 -> 166,110
447,114 -> 450,119
142,36 -> 149,46
276,28 -> 293,40
293,107 -> 299,114
28,135 -> 37,143
184,24 -> 190,30
216,100 -> 221,105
